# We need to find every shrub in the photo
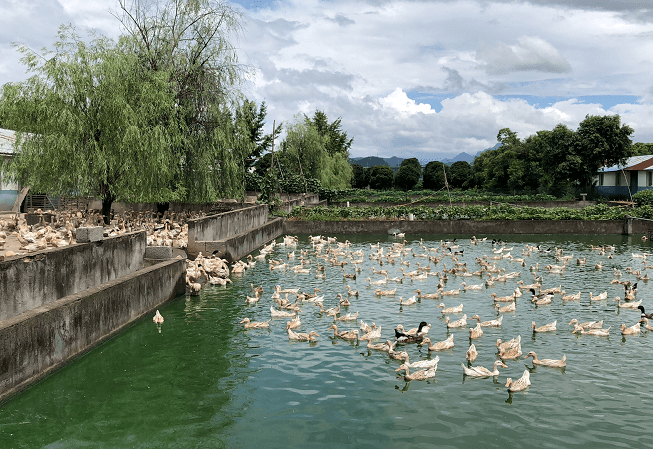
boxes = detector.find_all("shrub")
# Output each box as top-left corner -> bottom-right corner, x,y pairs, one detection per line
633,189 -> 653,206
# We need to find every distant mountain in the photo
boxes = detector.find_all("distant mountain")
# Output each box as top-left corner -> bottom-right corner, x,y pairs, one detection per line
350,156 -> 390,168
351,144 -> 502,167
385,156 -> 404,167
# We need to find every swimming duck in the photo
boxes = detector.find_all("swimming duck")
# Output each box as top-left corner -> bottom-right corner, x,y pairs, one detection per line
532,321 -> 557,333
345,285 -> 359,297
240,317 -> 270,329
589,291 -> 608,301
524,351 -> 566,367
471,314 -> 503,327
491,293 -> 516,303
438,303 -> 463,314
640,317 -> 653,331
496,335 -> 521,353
388,348 -> 410,361
395,363 -> 437,381
335,312 -> 359,322
367,340 -> 396,352
287,329 -> 320,341
466,343 -> 478,362
396,321 -> 430,337
153,310 -> 164,324
561,291 -> 581,301
531,295 -> 553,305
572,324 -> 611,336
469,323 -> 484,339
419,335 -> 454,351
395,322 -> 429,343
639,305 -> 653,319
613,297 -> 642,309
621,322 -> 641,335
568,318 -> 603,330
446,314 -> 467,329
360,326 -> 382,341
499,344 -> 523,360
286,316 -> 301,330
399,296 -> 418,306
329,324 -> 359,340
403,355 -> 440,370
494,302 -> 516,313
270,306 -> 296,318
461,360 -> 507,377
505,370 -> 531,392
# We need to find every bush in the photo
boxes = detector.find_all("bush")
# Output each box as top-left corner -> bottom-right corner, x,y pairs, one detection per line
244,172 -> 262,192
633,189 -> 653,206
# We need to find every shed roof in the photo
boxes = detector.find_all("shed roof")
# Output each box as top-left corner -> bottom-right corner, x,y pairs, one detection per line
599,155 -> 653,172
0,128 -> 16,156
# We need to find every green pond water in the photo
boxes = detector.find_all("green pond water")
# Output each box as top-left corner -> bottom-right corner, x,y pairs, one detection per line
1,233 -> 652,448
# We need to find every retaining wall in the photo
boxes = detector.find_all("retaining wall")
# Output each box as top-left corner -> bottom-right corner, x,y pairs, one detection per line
188,204 -> 269,246
329,200 -> 595,209
0,231 -> 146,322
191,217 -> 284,261
282,219 -> 628,236
0,258 -> 186,403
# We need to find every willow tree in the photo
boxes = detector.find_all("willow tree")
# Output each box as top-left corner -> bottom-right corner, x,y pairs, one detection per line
115,0 -> 250,202
0,27 -> 181,221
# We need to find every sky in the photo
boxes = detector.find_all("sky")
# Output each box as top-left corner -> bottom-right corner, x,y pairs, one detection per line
1,0 -> 653,161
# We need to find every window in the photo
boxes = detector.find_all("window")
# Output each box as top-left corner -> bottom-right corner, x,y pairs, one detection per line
616,172 -> 621,186
648,171 -> 652,187
599,173 -> 604,186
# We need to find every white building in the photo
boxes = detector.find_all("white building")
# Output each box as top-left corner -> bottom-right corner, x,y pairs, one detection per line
595,155 -> 653,198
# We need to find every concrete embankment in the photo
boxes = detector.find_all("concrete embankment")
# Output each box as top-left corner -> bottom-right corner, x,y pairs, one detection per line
283,219 -> 653,236
188,204 -> 283,261
0,231 -> 186,403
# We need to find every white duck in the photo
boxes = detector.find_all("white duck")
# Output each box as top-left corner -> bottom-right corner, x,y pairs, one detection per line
461,360 -> 508,377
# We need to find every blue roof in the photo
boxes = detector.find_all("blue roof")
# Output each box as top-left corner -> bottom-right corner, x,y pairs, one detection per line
599,155 -> 653,172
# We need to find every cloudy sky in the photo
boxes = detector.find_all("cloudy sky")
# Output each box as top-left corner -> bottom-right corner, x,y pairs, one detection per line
1,0 -> 653,161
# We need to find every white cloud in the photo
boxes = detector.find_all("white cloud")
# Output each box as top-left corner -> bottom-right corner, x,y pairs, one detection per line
2,0 -> 653,160
476,36 -> 572,74
377,88 -> 435,116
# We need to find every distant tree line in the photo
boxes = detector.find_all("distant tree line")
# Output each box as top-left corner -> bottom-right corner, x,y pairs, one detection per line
350,114 -> 637,197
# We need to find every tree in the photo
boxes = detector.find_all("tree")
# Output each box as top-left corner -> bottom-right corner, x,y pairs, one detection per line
448,161 -> 472,189
574,114 -> 634,189
0,27 -> 182,221
115,0 -> 250,203
305,110 -> 353,157
279,116 -> 352,191
394,158 -> 421,190
351,164 -> 369,188
369,165 -> 394,190
235,100 -> 282,168
422,161 -> 447,190
630,142 -> 653,156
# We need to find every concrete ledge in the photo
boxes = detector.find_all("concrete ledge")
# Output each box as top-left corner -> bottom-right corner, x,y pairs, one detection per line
190,217 -> 284,261
76,226 -> 104,243
0,231 -> 146,321
188,205 -> 268,246
282,219 -> 628,235
0,258 -> 186,404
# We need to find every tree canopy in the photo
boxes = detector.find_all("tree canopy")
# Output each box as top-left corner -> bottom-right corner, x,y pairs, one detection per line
394,158 -> 421,190
369,165 -> 394,190
0,28 -> 182,219
305,110 -> 353,158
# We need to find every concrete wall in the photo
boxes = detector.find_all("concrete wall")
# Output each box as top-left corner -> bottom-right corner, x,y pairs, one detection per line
188,204 -> 269,246
283,219 -> 627,236
194,217 -> 284,261
330,200 -> 595,209
0,258 -> 186,403
0,231 -> 146,321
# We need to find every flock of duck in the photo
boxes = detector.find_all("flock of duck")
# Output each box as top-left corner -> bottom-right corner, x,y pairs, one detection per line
189,233 -> 650,397
0,209 -> 199,259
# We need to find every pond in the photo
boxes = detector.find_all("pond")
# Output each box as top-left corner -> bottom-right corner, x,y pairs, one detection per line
1,233 -> 651,448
